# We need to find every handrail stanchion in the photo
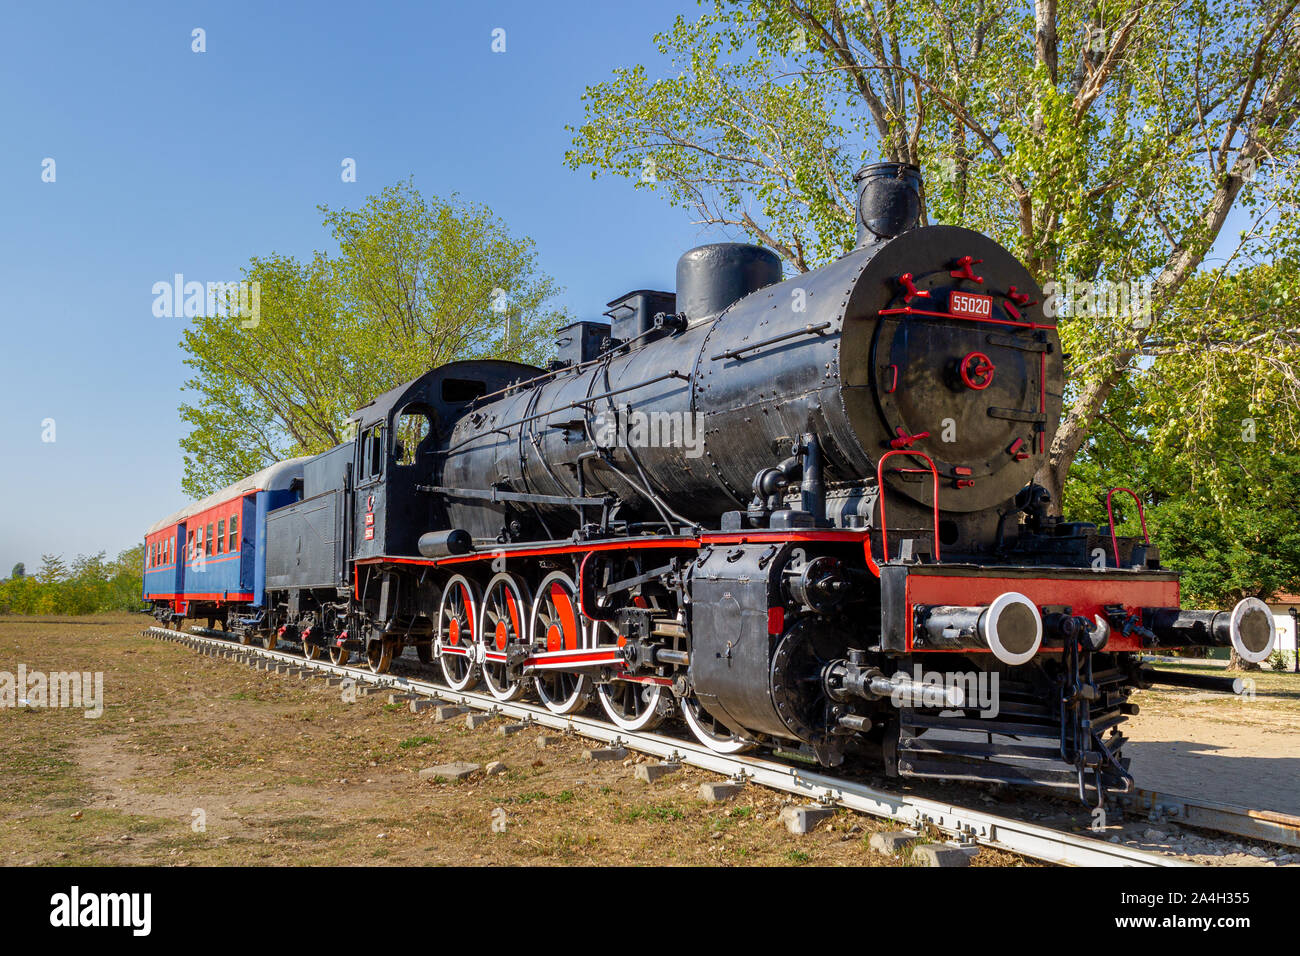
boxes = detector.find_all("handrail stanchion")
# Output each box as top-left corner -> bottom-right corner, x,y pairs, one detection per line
1106,487 -> 1150,568
865,451 -> 942,574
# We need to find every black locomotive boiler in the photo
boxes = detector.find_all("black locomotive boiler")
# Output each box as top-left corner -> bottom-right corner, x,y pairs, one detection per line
150,163 -> 1275,805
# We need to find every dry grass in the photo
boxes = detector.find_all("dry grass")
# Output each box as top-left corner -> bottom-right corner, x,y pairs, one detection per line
0,613 -> 1024,867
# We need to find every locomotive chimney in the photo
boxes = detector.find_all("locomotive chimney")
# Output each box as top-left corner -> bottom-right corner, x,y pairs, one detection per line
854,162 -> 923,246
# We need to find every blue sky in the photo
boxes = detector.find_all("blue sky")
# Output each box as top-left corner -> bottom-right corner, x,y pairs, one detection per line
0,0 -> 727,574
0,1 -> 1259,576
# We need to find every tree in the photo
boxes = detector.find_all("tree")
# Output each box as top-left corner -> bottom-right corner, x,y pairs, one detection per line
179,181 -> 569,497
567,0 -> 1300,511
9,563 -> 24,580
36,554 -> 67,584
1062,263 -> 1300,666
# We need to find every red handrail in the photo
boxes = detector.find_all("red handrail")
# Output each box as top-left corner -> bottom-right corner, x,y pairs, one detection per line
865,450 -> 942,575
1106,487 -> 1150,567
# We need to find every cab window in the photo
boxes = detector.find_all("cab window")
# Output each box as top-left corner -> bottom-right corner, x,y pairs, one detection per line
394,405 -> 433,467
360,423 -> 386,480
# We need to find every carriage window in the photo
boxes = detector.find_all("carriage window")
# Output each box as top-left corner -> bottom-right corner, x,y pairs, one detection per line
217,519 -> 226,554
187,531 -> 195,561
394,406 -> 432,467
229,515 -> 239,552
206,522 -> 215,556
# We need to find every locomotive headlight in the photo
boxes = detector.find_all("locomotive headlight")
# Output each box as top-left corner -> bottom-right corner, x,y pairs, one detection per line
1229,597 -> 1275,665
979,592 -> 1043,666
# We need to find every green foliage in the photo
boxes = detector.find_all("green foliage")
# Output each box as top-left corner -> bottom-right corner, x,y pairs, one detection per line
569,0 -> 1300,602
566,0 -> 1300,452
179,181 -> 569,498
9,563 -> 24,579
37,554 -> 67,584
1065,264 -> 1300,606
0,545 -> 144,616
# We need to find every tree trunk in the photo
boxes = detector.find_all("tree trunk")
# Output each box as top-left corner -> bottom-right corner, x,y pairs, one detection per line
1035,364 -> 1126,515
1226,649 -> 1261,673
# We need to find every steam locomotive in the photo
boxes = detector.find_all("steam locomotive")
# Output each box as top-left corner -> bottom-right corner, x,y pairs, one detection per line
145,163 -> 1275,804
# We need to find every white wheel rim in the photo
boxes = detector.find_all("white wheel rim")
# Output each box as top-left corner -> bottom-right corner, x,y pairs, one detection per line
598,680 -> 666,731
481,573 -> 530,701
681,696 -> 753,754
437,575 -> 480,691
531,571 -> 591,714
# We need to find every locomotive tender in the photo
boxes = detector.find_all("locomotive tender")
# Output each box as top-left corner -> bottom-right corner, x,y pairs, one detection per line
146,163 -> 1275,804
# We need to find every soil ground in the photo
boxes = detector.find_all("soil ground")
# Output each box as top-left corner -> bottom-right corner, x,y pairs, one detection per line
1,613 -> 1296,866
0,613 -> 1020,867
1125,662 -> 1300,815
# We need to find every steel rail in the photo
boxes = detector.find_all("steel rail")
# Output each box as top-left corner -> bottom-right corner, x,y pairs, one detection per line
1118,788 -> 1300,851
146,625 -> 1185,867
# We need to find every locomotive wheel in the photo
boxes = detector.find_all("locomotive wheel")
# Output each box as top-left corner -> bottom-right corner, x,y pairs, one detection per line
437,574 -> 481,691
681,696 -> 755,755
328,644 -> 350,666
598,679 -> 668,732
530,571 -> 592,715
239,628 -> 255,646
415,641 -> 433,665
302,639 -> 323,661
367,637 -> 395,674
263,631 -> 278,651
480,572 -> 532,702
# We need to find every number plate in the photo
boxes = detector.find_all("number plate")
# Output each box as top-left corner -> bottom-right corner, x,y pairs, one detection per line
950,291 -> 993,319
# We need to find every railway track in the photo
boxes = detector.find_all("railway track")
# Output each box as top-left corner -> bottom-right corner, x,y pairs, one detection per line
144,624 -> 1299,867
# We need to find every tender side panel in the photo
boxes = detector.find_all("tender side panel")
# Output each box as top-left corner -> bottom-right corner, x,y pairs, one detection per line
266,491 -> 345,591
